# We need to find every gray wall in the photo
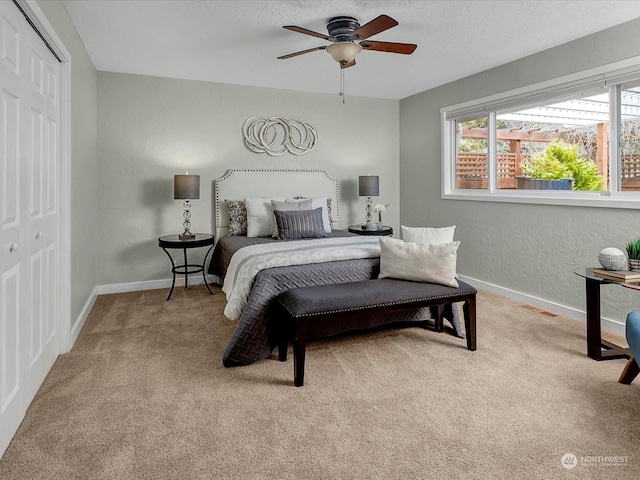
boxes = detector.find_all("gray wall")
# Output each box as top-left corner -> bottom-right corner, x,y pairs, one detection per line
400,18 -> 640,325
37,1 -> 98,329
97,73 -> 399,285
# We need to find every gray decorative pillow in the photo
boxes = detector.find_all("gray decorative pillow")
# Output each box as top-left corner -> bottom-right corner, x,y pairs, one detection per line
292,196 -> 333,232
224,200 -> 247,236
273,208 -> 326,240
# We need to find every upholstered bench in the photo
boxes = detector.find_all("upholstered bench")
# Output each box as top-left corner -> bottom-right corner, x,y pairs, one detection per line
275,278 -> 477,386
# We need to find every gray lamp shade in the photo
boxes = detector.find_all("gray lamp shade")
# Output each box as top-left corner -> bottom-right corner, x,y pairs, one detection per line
358,175 -> 379,197
174,174 -> 200,200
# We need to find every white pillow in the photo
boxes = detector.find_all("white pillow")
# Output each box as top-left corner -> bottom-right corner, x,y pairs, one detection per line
272,199 -> 313,212
245,197 -> 284,238
286,197 -> 332,233
401,225 -> 456,244
378,237 -> 459,288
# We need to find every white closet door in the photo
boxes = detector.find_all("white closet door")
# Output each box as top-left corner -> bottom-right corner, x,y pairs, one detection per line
22,9 -> 60,403
0,1 -> 24,454
0,1 -> 60,455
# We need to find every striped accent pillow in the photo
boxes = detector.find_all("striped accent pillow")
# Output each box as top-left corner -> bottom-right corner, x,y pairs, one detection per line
291,196 -> 333,232
273,208 -> 326,240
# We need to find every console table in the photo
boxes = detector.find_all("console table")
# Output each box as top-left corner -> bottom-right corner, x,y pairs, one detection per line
159,233 -> 215,301
574,267 -> 632,361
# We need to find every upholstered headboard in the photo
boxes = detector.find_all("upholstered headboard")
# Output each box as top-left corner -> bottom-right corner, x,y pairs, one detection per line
213,169 -> 340,239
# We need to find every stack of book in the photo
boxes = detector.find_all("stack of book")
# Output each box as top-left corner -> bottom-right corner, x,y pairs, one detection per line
593,268 -> 640,282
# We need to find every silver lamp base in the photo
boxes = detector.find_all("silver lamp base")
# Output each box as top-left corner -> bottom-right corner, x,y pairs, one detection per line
179,200 -> 195,240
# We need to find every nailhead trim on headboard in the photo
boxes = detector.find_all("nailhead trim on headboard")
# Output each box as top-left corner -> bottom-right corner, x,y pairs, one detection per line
214,169 -> 340,234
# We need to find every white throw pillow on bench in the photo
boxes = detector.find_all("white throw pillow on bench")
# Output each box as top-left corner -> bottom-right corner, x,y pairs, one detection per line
378,236 -> 460,288
401,225 -> 455,244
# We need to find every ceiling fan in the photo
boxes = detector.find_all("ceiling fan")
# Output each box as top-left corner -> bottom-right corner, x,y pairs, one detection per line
277,14 -> 417,69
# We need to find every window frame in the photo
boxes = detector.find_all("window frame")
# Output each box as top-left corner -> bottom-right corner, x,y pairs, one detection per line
441,56 -> 640,209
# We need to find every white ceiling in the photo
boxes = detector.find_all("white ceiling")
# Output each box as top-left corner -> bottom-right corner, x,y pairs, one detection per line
61,0 -> 640,100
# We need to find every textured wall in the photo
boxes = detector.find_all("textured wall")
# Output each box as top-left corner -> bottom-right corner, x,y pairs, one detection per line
37,1 -> 98,328
399,18 -> 640,326
97,73 -> 399,285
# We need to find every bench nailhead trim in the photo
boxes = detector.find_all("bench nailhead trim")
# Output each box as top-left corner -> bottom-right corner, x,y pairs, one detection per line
288,291 -> 475,318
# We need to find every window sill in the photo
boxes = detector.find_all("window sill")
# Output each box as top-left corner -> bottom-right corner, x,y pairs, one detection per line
442,190 -> 640,209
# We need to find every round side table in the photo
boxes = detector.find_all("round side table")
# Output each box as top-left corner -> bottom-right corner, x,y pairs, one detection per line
158,233 -> 215,301
348,225 -> 393,237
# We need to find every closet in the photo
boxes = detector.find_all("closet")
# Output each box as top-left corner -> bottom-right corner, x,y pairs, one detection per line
0,1 -> 61,455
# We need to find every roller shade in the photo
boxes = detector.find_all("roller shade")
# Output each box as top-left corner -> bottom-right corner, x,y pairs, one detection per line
446,63 -> 640,122
445,74 -> 605,121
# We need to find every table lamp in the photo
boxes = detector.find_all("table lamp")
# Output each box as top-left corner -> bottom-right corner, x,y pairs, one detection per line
358,175 -> 379,230
174,172 -> 200,240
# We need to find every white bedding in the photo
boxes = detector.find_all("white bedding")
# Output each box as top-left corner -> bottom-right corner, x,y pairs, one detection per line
222,236 -> 381,320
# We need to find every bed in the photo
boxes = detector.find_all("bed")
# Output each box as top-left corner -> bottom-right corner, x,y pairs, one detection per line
209,169 -> 463,367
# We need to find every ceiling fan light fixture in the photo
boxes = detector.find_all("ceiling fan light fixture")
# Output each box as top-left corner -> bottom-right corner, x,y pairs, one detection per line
326,42 -> 362,64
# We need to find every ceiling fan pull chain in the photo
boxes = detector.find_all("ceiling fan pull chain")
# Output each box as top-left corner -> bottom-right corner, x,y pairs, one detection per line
340,66 -> 345,104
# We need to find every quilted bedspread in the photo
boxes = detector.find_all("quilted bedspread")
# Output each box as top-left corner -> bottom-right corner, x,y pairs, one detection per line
223,236 -> 381,321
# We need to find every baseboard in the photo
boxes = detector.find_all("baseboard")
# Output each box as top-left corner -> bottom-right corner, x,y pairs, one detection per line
95,275 -> 209,296
70,286 -> 98,349
96,279 -> 171,295
458,274 -> 625,338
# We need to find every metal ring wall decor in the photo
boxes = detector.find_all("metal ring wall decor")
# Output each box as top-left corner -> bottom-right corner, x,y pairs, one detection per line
242,116 -> 317,156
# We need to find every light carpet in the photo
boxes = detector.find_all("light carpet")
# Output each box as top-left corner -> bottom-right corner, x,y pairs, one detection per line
0,285 -> 638,479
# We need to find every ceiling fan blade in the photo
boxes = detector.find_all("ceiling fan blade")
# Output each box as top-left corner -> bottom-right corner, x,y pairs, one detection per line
341,59 -> 356,69
360,40 -> 417,55
277,46 -> 326,60
283,25 -> 330,41
350,15 -> 398,41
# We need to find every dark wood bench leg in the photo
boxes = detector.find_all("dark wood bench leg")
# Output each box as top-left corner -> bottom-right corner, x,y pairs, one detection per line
463,295 -> 477,351
436,305 -> 445,332
619,356 -> 640,384
429,305 -> 444,332
428,306 -> 437,329
278,337 -> 288,362
293,318 -> 308,387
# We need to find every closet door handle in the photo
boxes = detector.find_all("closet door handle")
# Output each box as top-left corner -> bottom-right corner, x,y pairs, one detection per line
9,242 -> 17,253
35,232 -> 42,240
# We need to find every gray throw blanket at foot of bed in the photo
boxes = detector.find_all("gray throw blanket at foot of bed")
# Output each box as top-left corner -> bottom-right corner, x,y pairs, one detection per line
222,258 -> 463,367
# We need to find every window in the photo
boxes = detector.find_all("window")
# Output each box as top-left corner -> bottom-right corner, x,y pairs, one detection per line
442,61 -> 640,208
620,80 -> 640,192
455,117 -> 488,189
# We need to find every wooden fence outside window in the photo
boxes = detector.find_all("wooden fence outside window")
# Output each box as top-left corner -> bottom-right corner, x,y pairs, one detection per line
456,152 -> 640,190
